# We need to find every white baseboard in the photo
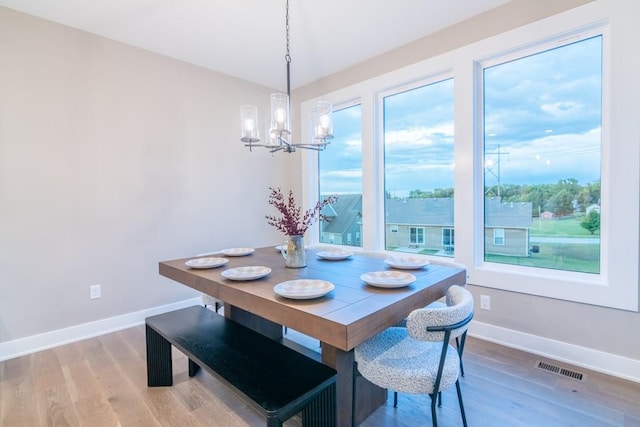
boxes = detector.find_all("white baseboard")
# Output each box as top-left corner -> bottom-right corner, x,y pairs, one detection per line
0,298 -> 201,362
469,320 -> 640,383
3,305 -> 638,385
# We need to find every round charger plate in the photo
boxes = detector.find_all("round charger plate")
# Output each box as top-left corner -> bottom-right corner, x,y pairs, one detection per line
185,257 -> 229,269
274,279 -> 335,299
221,247 -> 255,256
221,266 -> 271,281
384,256 -> 430,270
317,250 -> 353,260
360,271 -> 416,288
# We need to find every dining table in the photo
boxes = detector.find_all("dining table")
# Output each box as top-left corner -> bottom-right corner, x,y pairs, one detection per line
159,246 -> 467,426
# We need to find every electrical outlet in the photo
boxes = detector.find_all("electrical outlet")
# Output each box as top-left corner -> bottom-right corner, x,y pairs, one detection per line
90,284 -> 101,299
480,294 -> 491,310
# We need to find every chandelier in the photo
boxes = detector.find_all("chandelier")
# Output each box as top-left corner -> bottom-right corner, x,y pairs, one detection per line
240,0 -> 333,153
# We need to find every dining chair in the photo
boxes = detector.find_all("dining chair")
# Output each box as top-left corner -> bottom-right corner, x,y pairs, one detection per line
202,293 -> 223,313
396,300 -> 467,377
353,285 -> 474,427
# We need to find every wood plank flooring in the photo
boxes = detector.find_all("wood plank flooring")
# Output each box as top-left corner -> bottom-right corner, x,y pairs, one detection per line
1,323 -> 639,426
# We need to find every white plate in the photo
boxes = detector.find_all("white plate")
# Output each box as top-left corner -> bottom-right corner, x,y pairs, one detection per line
221,247 -> 255,257
360,271 -> 416,288
275,245 -> 286,252
221,266 -> 271,281
274,279 -> 335,299
317,250 -> 353,260
185,257 -> 229,269
384,256 -> 430,270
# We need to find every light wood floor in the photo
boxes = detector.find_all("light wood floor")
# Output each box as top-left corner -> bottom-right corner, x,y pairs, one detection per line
1,323 -> 639,427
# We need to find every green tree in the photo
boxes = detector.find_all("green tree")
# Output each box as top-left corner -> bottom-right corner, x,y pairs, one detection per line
581,210 -> 600,234
545,189 -> 574,217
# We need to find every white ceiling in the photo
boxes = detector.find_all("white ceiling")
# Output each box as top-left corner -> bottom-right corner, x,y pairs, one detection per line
0,0 -> 510,91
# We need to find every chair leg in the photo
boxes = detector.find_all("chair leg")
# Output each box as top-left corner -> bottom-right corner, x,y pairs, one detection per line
393,391 -> 398,407
430,393 -> 439,427
455,379 -> 468,427
456,335 -> 467,377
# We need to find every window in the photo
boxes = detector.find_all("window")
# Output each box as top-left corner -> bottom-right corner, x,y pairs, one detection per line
382,78 -> 454,255
443,228 -> 454,246
303,2 -> 638,310
482,36 -> 602,274
318,104 -> 363,248
409,227 -> 425,245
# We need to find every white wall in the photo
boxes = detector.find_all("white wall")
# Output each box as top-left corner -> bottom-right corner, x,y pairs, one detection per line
0,6 -> 296,357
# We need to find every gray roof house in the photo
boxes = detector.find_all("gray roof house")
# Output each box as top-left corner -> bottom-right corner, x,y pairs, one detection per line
386,197 -> 532,256
320,194 -> 362,246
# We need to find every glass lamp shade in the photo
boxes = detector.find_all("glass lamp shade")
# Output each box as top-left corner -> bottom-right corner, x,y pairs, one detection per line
240,105 -> 260,143
264,116 -> 279,146
270,93 -> 291,135
312,101 -> 334,142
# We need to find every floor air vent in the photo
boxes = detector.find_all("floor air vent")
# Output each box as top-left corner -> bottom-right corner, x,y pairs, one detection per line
536,361 -> 585,381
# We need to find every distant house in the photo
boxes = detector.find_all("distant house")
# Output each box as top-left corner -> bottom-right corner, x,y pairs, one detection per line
385,197 -> 532,256
541,211 -> 555,220
385,197 -> 455,254
484,197 -> 533,256
320,194 -> 362,246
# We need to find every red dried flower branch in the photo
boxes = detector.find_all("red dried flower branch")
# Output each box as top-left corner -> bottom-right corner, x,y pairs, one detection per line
265,187 -> 338,236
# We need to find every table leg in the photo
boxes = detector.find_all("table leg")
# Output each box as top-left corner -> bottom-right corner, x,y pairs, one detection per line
322,344 -> 386,426
225,305 -> 283,340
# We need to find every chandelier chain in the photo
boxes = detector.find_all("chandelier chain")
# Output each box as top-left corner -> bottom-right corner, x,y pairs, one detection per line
285,0 -> 291,64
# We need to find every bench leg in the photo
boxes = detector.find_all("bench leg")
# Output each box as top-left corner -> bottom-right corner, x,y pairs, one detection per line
146,325 -> 173,386
265,415 -> 283,427
188,358 -> 201,377
302,384 -> 336,427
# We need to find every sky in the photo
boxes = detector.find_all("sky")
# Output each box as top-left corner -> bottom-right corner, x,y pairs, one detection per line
319,35 -> 602,197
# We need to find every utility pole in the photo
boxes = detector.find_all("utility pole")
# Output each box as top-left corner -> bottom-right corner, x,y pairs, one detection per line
485,144 -> 509,198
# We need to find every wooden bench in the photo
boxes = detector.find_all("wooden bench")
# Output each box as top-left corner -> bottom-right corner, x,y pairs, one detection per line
145,305 -> 337,427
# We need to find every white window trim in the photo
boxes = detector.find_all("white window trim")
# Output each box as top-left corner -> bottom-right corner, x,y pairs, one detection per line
493,228 -> 505,246
300,1 -> 639,311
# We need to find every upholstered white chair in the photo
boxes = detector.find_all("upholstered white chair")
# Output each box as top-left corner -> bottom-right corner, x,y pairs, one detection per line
396,298 -> 467,378
353,285 -> 474,427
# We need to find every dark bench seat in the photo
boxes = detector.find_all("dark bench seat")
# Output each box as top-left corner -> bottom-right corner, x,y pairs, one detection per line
145,305 -> 336,427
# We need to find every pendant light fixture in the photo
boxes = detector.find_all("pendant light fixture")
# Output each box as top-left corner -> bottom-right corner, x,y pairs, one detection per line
240,0 -> 333,153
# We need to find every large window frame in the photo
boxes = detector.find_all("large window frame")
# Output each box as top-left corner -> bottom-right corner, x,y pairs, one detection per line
300,2 -> 639,311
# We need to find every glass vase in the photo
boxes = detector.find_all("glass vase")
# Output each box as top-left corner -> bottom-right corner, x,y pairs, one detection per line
281,235 -> 306,268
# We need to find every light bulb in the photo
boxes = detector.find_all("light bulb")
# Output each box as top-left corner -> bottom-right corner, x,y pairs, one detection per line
319,114 -> 331,127
275,108 -> 286,124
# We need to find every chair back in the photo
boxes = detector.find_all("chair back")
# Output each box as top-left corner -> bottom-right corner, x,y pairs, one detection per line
406,285 -> 474,342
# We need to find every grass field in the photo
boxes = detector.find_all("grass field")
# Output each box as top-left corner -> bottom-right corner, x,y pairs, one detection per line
486,243 -> 600,273
390,216 -> 601,274
494,216 -> 600,273
530,215 -> 600,237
